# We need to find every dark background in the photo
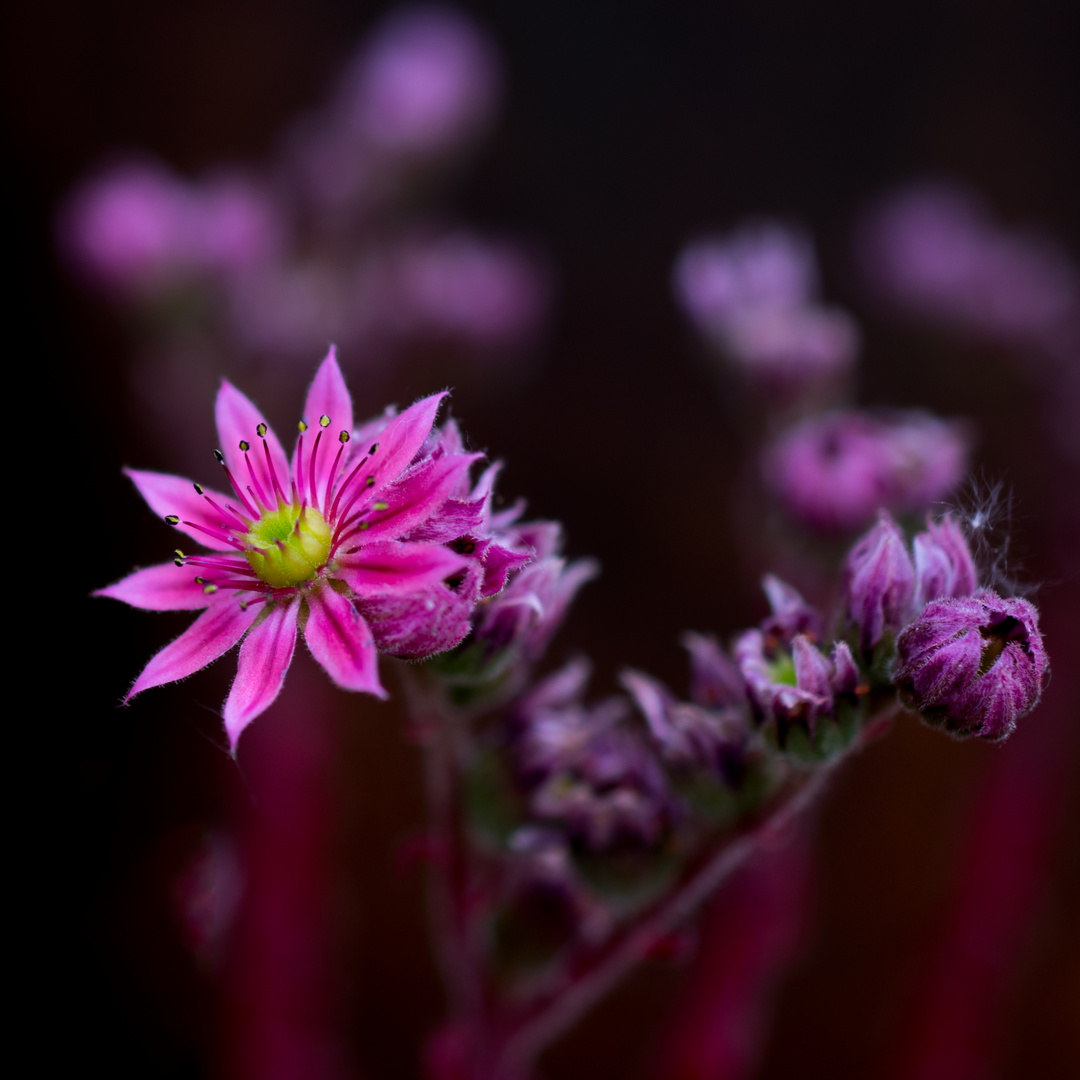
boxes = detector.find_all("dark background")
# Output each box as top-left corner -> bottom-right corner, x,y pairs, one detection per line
8,1 -> 1079,1077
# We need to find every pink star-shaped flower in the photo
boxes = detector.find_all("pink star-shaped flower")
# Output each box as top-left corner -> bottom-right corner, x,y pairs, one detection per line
99,348 -> 483,749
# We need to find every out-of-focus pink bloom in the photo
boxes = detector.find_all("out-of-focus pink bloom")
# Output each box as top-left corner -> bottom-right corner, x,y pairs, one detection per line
57,161 -> 195,295
674,225 -> 819,325
762,409 -> 970,533
197,174 -> 283,276
391,234 -> 551,347
673,224 -> 858,394
288,6 -> 501,210
344,6 -> 500,155
58,160 -> 282,297
98,348 -> 489,747
719,305 -> 860,392
857,183 -> 1080,344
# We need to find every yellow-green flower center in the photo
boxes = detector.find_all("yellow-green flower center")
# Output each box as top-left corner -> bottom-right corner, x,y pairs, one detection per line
244,505 -> 332,588
767,653 -> 797,686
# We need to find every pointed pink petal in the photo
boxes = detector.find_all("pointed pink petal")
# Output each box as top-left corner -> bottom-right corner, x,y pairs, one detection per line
304,585 -> 386,697
405,496 -> 485,543
223,599 -> 299,749
364,392 -> 447,490
125,469 -> 238,547
343,453 -> 481,543
336,541 -> 467,597
299,345 -> 356,500
95,562 -> 214,610
215,380 -> 290,509
127,596 -> 260,700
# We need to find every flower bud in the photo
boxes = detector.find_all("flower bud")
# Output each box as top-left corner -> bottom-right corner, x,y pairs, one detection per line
760,574 -> 823,644
621,670 -> 749,785
912,513 -> 978,608
844,510 -> 915,655
893,591 -> 1048,741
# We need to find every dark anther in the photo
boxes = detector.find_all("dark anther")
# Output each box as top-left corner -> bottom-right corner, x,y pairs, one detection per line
256,423 -> 267,438
339,430 -> 351,444
165,515 -> 180,525
214,450 -> 225,464
369,442 -> 379,454
193,483 -> 204,495
239,440 -> 250,452
319,415 -> 331,428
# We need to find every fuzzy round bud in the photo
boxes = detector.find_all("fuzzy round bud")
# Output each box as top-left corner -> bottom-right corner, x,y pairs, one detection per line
893,591 -> 1048,742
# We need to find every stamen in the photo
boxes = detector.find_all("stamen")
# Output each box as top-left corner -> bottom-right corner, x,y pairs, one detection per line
213,450 -> 260,518
320,415 -> 331,428
181,519 -> 248,550
295,430 -> 307,504
241,447 -> 271,510
256,423 -> 267,437
200,491 -> 251,532
262,436 -> 289,507
165,515 -> 180,526
322,431 -> 351,512
308,428 -> 325,512
326,453 -> 372,523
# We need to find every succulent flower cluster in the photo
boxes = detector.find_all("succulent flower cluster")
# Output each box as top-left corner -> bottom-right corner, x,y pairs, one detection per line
99,338 -> 1051,1078
58,7 -> 548,374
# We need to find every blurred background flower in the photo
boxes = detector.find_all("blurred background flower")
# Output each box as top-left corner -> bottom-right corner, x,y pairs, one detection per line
14,1 -> 1079,1078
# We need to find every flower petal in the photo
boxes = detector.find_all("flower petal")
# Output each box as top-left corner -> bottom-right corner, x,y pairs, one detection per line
125,468 -> 239,548
304,585 -> 386,696
215,379 -> 290,510
127,596 -> 260,700
223,599 -> 299,749
336,541 -> 467,596
96,562 -> 215,610
300,345 -> 355,499
365,392 -> 447,490
340,453 -> 481,544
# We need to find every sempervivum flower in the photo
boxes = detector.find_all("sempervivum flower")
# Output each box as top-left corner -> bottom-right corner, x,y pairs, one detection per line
763,409 -> 970,533
893,591 -> 1048,741
98,348 -> 489,748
